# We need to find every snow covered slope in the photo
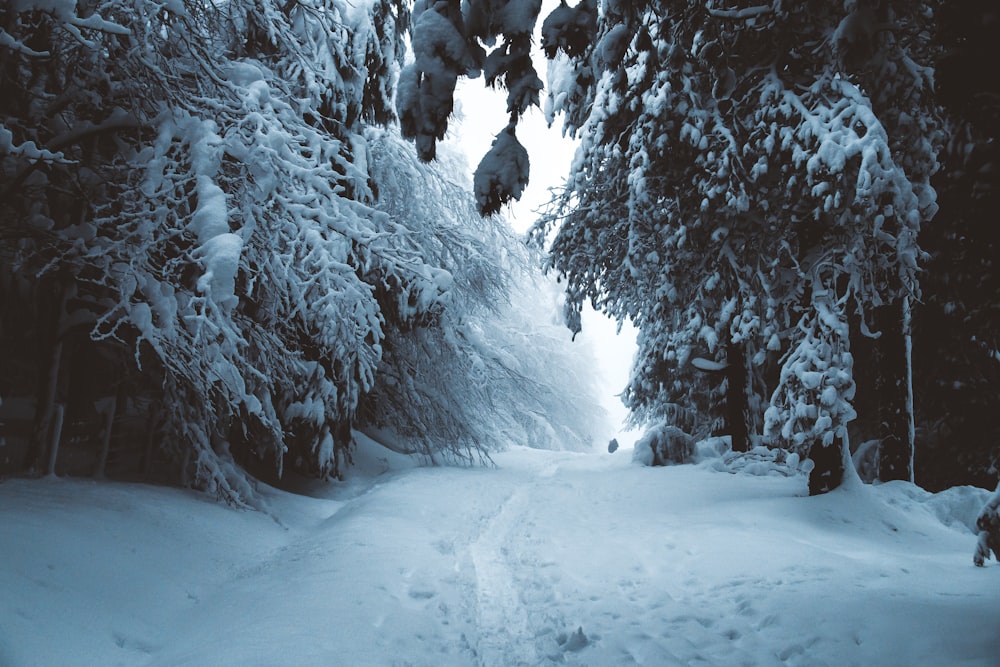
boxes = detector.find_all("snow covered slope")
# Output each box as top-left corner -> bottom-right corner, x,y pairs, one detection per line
2,442 -> 998,666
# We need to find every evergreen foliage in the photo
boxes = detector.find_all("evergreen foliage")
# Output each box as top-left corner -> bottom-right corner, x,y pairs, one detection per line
397,0 -> 544,214
527,0 -> 940,490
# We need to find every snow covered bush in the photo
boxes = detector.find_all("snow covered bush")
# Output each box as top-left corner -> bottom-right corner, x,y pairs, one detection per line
707,445 -> 805,478
632,423 -> 694,467
974,482 -> 1000,567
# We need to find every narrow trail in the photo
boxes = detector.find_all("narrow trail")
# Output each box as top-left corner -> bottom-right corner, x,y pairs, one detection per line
469,487 -> 539,667
466,457 -> 579,667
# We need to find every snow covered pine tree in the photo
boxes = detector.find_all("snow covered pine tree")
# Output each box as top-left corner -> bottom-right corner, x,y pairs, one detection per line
1,0 -> 431,501
403,0 -> 940,493
2,0 -> 613,498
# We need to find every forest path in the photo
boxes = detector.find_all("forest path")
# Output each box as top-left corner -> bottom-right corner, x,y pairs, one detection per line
30,444 -> 993,667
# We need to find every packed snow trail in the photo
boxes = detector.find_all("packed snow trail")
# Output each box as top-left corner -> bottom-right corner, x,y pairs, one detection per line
2,443 -> 999,666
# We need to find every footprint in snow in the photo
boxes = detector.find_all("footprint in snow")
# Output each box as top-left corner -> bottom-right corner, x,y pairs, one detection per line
556,626 -> 589,652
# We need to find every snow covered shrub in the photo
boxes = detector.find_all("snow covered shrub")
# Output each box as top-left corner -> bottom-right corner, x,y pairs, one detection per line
974,482 -> 1000,567
632,424 -> 693,467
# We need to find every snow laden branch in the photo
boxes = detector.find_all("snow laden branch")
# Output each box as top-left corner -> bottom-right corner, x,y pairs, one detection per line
706,4 -> 774,21
399,0 -> 551,214
2,0 -> 613,502
1,0 -> 432,503
362,131 -> 611,458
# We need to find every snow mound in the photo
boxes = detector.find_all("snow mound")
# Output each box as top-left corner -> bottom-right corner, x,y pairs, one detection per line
707,445 -> 808,478
631,423 -> 693,466
924,484 -> 993,534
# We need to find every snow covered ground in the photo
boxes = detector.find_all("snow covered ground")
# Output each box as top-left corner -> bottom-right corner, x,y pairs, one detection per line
2,438 -> 998,666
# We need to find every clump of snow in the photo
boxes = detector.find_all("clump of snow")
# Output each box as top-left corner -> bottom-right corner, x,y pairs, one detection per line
194,232 -> 242,311
473,127 -> 530,215
924,484 -> 991,534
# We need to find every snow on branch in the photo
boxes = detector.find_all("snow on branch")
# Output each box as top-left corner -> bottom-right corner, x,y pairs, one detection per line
0,28 -> 49,56
707,4 -> 774,20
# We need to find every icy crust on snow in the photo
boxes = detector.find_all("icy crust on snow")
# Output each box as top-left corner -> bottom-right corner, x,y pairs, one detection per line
2,444 -> 998,667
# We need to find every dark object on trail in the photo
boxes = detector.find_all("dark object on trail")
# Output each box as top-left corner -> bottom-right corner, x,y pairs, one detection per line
807,442 -> 844,496
608,438 -> 619,453
974,483 -> 1000,566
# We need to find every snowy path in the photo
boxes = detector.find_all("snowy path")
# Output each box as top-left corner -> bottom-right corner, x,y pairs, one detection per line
469,486 -> 539,666
2,445 -> 999,666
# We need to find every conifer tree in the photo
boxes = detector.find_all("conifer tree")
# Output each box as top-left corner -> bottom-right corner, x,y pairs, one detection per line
528,0 -> 940,490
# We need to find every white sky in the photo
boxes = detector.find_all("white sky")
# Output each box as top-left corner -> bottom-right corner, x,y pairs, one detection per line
444,34 -> 640,447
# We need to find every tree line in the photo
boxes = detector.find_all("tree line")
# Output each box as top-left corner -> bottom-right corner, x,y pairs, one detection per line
403,0 -> 998,492
2,0 -> 996,498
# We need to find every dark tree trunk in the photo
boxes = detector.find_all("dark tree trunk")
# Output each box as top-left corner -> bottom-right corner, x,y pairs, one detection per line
808,438 -> 846,495
875,300 -> 914,483
725,341 -> 749,453
23,281 -> 67,473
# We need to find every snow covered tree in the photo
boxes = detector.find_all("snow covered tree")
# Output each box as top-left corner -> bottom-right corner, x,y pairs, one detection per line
2,0 -> 612,499
522,0 -> 941,491
360,130 -> 610,459
0,0 -> 458,502
764,281 -> 856,494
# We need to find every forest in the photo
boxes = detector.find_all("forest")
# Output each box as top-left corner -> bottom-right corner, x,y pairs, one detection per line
1,0 -> 998,500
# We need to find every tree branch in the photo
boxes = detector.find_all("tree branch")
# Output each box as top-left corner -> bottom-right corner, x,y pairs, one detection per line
708,5 -> 773,20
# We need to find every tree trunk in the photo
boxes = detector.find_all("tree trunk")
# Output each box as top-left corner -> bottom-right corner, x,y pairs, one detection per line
808,437 -> 846,495
45,402 -> 65,476
725,341 -> 750,452
24,283 -> 67,473
92,396 -> 117,479
875,298 -> 914,483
